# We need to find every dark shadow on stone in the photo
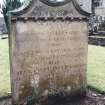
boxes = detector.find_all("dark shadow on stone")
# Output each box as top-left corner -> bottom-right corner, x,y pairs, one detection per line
48,90 -> 86,105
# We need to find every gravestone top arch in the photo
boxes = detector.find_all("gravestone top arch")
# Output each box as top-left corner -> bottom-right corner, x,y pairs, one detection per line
10,0 -> 91,18
9,0 -> 91,105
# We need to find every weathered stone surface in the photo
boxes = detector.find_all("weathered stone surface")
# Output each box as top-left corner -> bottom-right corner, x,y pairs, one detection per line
8,0 -> 90,105
11,0 -> 91,17
9,20 -> 88,104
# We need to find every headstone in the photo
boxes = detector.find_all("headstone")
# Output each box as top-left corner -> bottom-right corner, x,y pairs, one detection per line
95,7 -> 105,16
8,0 -> 91,105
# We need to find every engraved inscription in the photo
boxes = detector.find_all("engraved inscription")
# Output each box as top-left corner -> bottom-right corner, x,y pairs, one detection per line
12,21 -> 88,104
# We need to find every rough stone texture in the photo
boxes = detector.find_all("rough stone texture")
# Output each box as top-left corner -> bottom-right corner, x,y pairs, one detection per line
9,20 -> 88,105
11,0 -> 90,17
25,1 -> 83,17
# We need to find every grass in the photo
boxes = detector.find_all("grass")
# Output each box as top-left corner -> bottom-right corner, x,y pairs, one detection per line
0,38 -> 10,96
0,38 -> 105,96
87,45 -> 105,92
